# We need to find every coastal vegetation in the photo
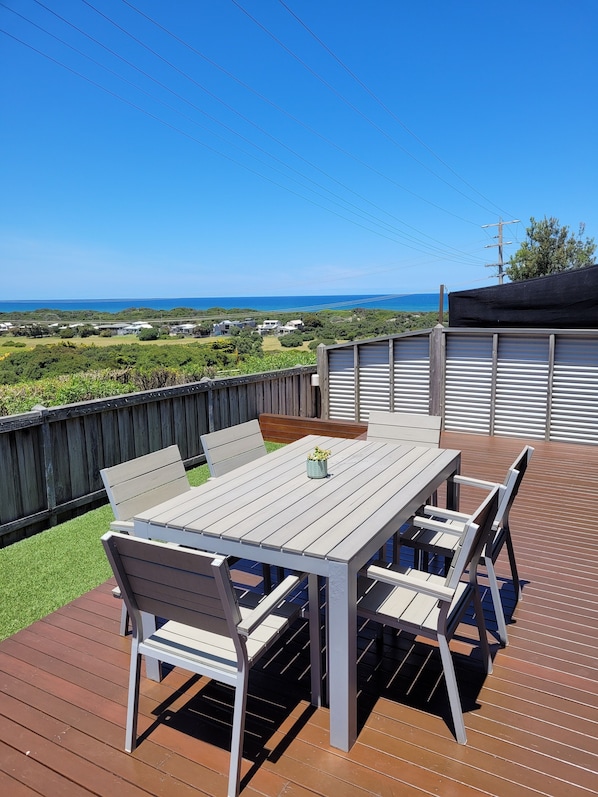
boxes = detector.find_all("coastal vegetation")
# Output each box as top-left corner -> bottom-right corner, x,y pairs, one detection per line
0,307 -> 442,416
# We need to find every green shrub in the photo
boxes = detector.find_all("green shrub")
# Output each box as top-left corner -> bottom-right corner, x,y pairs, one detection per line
280,332 -> 303,348
308,338 -> 336,349
138,327 -> 159,341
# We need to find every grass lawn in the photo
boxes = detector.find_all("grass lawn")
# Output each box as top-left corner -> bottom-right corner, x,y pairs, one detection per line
0,443 -> 284,641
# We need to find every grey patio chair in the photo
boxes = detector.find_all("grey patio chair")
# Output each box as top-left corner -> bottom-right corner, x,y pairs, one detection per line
200,419 -> 267,478
366,410 -> 442,446
357,485 -> 501,745
366,411 -> 442,560
399,445 -> 533,646
201,420 -> 277,588
100,444 -> 192,635
102,531 -> 310,797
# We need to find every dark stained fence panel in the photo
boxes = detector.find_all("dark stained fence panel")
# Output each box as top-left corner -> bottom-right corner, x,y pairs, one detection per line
0,367 -> 315,545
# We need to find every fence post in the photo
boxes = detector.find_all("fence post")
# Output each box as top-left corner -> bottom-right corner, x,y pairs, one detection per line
33,405 -> 57,526
316,344 -> 328,419
428,324 -> 445,418
200,377 -> 215,432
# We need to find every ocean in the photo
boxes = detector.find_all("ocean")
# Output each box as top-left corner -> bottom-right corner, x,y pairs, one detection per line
0,293 -> 446,314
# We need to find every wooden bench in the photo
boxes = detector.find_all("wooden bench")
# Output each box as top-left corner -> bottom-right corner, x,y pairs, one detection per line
259,413 -> 367,443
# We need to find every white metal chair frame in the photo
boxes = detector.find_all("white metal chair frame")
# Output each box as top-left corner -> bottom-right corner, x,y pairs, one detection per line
399,446 -> 533,645
102,531 -> 310,797
357,486 -> 501,745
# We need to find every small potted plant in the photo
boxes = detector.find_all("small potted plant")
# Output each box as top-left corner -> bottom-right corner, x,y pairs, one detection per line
306,445 -> 331,479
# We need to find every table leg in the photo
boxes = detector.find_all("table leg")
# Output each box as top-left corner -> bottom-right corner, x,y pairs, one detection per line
327,561 -> 357,751
308,574 -> 322,707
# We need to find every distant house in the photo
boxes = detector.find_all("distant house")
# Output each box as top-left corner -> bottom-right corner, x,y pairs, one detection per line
257,319 -> 281,335
118,322 -> 153,335
170,323 -> 197,336
277,319 -> 304,335
96,323 -> 129,335
212,319 -> 257,336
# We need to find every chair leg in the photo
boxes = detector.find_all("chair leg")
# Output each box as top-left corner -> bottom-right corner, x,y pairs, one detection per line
392,532 -> 400,564
414,548 -> 429,570
437,632 -> 467,745
504,527 -> 522,603
125,641 -> 142,753
262,564 -> 272,592
484,553 -> 509,647
472,583 -> 493,673
120,601 -> 129,636
228,668 -> 249,797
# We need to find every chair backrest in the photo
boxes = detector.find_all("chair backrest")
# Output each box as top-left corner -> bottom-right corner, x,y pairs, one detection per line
100,445 -> 190,523
366,411 -> 442,446
446,485 -> 501,590
499,445 -> 534,527
102,531 -> 241,640
200,419 -> 267,478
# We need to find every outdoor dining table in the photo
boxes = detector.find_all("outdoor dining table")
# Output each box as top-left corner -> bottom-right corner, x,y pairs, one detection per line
133,434 -> 461,751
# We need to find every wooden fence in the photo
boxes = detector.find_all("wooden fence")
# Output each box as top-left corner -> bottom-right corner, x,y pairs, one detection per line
0,366 -> 316,546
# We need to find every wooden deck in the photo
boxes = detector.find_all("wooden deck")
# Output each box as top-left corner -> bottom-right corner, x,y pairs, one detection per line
1,431 -> 597,796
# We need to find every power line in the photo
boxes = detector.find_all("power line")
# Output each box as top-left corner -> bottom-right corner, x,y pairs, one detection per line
276,0 -> 517,222
2,3 -> 488,271
123,0 -> 484,231
233,0 -> 510,218
34,0 -> 484,264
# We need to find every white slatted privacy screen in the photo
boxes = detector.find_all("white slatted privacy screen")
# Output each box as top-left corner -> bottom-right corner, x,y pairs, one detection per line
322,329 -> 598,444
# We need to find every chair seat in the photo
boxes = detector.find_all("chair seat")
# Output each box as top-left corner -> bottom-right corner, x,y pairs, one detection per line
142,595 -> 300,673
358,566 -> 470,638
400,519 -> 464,554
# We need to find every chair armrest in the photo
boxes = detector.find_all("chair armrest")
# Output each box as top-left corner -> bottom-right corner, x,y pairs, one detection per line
365,564 -> 454,602
454,475 -> 500,490
422,506 -> 470,522
411,516 -> 464,536
238,572 -> 305,636
109,520 -> 134,533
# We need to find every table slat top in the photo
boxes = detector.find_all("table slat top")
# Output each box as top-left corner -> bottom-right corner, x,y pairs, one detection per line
134,436 -> 460,564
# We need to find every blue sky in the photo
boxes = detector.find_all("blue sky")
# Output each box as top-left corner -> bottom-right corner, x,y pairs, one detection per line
1,1 -> 596,300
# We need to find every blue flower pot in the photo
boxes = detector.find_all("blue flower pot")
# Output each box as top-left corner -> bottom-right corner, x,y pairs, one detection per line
307,459 -> 328,479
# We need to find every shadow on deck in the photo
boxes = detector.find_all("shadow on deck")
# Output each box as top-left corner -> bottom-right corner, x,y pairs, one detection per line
1,430 -> 597,796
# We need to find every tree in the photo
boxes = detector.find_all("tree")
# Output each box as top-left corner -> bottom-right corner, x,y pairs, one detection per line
280,332 -> 303,348
506,216 -> 595,281
138,327 -> 159,341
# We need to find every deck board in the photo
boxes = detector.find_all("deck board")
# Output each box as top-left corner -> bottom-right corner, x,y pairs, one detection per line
1,431 -> 597,796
